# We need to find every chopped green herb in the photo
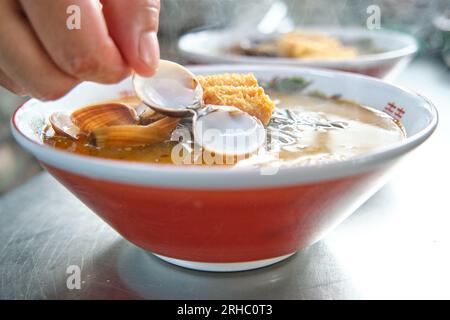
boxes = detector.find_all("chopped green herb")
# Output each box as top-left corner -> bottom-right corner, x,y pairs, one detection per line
263,76 -> 311,93
308,90 -> 328,99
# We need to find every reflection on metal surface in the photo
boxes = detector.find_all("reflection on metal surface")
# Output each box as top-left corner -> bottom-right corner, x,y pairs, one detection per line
0,173 -> 353,299
117,246 -> 295,299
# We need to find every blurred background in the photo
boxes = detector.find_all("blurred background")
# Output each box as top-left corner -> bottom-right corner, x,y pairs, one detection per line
1,0 -> 449,195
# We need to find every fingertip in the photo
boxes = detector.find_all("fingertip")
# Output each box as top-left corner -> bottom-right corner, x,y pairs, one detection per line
102,0 -> 161,77
135,66 -> 157,78
136,31 -> 160,76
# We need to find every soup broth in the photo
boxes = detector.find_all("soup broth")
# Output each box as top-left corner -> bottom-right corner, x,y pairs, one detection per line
43,92 -> 405,168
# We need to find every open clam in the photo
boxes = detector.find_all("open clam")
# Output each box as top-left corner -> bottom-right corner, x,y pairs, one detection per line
49,102 -> 178,148
193,105 -> 265,156
134,60 -> 203,117
71,103 -> 139,132
49,103 -> 139,137
49,112 -> 81,139
88,116 -> 180,148
134,60 -> 266,156
49,60 -> 266,154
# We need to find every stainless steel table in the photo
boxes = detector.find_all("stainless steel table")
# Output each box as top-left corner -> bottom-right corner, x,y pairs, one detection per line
1,57 -> 449,300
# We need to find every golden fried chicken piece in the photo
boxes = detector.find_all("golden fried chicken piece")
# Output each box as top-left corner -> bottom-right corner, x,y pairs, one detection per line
197,73 -> 274,125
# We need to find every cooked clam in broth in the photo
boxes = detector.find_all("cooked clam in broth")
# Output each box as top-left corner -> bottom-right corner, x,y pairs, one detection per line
44,67 -> 405,167
133,60 -> 266,155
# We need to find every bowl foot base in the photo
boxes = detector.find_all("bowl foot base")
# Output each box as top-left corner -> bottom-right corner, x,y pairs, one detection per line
152,252 -> 296,272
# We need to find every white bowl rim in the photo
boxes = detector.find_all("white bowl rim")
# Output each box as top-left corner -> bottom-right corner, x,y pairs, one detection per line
11,65 -> 438,189
178,26 -> 419,67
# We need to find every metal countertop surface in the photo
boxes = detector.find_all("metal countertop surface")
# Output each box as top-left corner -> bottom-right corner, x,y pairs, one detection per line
0,57 -> 449,300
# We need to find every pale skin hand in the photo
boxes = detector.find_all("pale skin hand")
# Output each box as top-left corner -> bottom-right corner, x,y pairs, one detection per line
0,0 -> 160,100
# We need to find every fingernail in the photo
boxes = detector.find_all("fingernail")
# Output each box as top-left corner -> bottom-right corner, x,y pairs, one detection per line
139,32 -> 159,72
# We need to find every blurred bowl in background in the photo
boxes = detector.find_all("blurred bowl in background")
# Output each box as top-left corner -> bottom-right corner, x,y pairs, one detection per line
433,11 -> 450,68
178,26 -> 418,79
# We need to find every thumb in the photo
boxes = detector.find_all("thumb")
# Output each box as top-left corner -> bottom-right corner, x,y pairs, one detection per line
101,0 -> 160,77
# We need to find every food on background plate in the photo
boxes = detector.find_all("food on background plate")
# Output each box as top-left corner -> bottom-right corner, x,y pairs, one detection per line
278,31 -> 358,59
237,30 -> 359,60
44,66 -> 405,168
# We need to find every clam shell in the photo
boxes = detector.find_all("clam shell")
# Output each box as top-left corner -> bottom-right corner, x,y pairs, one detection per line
71,103 -> 139,132
131,103 -> 166,125
133,60 -> 203,117
49,112 -> 81,139
193,105 -> 266,156
88,116 -> 180,148
139,108 -> 166,125
134,102 -> 150,117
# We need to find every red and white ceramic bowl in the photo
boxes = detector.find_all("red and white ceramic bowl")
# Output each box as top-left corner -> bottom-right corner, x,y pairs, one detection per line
178,26 -> 419,79
11,65 -> 437,272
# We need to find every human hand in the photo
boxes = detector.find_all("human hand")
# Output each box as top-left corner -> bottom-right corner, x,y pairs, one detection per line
0,0 -> 160,100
